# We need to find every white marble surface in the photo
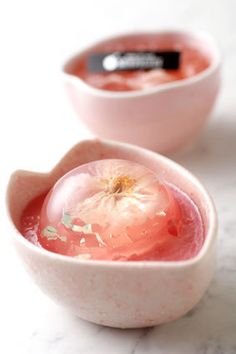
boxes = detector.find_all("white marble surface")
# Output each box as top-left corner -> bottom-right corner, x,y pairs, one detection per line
1,0 -> 236,353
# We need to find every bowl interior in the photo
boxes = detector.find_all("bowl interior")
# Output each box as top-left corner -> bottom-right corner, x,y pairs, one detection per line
7,139 -> 216,265
64,30 -> 219,82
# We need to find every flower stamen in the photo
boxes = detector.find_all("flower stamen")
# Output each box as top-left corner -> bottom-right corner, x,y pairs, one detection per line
110,176 -> 136,194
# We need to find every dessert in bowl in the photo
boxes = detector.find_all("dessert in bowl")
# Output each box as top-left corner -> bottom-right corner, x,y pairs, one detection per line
21,159 -> 204,262
63,30 -> 221,153
6,139 -> 217,328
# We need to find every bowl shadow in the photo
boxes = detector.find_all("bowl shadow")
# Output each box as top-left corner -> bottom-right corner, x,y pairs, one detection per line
70,269 -> 236,353
123,266 -> 236,353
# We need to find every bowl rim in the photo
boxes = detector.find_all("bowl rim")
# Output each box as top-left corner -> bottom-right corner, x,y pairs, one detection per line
6,139 -> 218,269
62,28 -> 221,99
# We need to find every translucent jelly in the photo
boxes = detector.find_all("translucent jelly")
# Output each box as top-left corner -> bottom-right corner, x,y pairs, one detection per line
21,159 -> 204,261
74,35 -> 210,92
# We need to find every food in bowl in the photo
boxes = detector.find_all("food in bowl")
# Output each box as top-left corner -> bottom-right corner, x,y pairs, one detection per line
73,33 -> 210,92
21,159 -> 204,261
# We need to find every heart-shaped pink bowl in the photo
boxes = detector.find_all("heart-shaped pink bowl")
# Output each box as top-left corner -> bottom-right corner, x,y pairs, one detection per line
6,139 -> 217,328
63,30 -> 221,153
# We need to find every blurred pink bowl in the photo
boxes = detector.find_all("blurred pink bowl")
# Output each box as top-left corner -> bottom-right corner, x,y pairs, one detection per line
62,30 -> 221,153
6,139 -> 217,328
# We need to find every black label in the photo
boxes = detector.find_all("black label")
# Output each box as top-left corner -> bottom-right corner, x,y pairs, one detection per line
87,51 -> 180,73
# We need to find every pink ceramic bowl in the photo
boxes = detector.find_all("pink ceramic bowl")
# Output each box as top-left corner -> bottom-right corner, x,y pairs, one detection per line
63,30 -> 221,153
6,139 -> 217,328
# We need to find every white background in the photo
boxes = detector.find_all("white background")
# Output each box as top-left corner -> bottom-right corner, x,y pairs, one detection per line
0,1 -> 236,353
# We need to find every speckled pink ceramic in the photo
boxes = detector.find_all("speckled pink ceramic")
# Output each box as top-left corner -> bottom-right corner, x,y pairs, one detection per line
63,30 -> 221,153
6,139 -> 217,328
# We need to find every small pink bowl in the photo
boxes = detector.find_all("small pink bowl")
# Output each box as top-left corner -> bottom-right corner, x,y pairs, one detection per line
63,30 -> 221,153
6,139 -> 217,328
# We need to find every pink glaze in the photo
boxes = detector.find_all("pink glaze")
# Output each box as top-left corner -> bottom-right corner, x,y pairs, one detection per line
7,139 -> 217,328
74,34 -> 210,91
20,159 -> 204,261
63,31 -> 221,153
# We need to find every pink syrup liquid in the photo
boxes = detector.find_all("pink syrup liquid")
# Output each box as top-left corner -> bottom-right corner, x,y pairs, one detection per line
74,35 -> 210,92
20,160 -> 204,261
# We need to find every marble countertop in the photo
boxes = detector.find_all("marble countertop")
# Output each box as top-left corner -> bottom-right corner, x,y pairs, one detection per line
1,0 -> 236,353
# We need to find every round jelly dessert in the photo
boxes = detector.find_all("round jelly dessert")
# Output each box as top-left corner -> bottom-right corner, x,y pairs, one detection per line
73,34 -> 210,92
21,159 -> 204,261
